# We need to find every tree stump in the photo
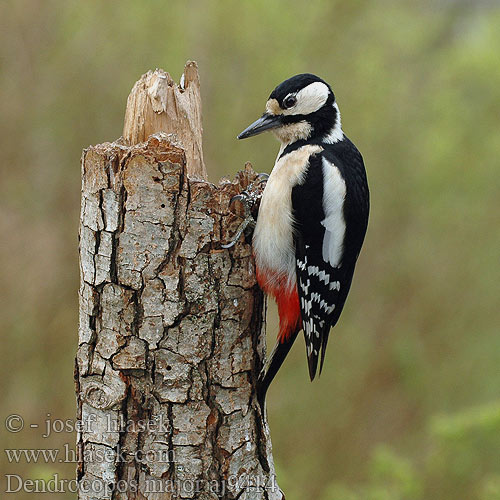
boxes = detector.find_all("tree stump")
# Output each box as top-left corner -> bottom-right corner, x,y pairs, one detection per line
75,63 -> 281,500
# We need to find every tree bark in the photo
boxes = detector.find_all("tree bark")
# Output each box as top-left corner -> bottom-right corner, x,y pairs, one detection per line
76,63 -> 281,500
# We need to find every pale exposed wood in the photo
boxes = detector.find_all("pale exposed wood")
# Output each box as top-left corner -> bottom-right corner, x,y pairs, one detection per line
122,62 -> 207,180
77,65 -> 282,500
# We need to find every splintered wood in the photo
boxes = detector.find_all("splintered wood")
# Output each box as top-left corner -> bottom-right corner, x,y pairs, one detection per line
122,62 -> 206,180
76,62 -> 282,500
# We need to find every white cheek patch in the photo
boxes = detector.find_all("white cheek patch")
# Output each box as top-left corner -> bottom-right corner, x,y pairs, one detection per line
283,81 -> 330,116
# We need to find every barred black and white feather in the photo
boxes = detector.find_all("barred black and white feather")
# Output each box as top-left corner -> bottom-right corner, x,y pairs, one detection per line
291,138 -> 369,379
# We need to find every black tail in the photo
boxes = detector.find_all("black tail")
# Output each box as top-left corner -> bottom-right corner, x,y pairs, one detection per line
257,330 -> 299,409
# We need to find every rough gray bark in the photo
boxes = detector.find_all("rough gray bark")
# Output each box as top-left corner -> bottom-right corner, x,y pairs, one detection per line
76,64 -> 281,500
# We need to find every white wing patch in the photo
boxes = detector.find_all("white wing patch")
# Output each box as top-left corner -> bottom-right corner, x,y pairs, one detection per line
321,158 -> 347,268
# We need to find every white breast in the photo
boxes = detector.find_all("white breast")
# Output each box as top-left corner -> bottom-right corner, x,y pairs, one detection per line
253,145 -> 323,289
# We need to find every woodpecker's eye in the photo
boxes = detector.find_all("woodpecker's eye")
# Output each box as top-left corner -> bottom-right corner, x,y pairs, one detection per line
283,95 -> 297,109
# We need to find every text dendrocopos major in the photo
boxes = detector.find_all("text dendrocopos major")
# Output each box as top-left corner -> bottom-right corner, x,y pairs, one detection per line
235,74 -> 369,407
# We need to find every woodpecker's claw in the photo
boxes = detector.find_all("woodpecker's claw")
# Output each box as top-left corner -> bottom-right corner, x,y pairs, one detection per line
229,194 -> 252,218
221,217 -> 255,248
222,174 -> 268,249
230,194 -> 247,204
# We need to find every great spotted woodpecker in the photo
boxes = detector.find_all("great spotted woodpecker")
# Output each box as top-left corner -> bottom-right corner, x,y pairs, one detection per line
235,74 -> 369,406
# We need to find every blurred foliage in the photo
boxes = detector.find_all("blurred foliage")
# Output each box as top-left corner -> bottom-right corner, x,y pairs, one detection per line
0,0 -> 499,499
315,402 -> 500,500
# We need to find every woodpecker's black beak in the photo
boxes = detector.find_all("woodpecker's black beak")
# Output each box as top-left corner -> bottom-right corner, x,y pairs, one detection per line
237,113 -> 282,139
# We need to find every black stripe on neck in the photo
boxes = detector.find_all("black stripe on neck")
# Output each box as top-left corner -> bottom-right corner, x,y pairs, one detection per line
278,130 -> 348,160
278,140 -> 309,160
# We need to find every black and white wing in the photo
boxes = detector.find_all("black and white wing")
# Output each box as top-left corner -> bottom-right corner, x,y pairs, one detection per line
292,146 -> 369,380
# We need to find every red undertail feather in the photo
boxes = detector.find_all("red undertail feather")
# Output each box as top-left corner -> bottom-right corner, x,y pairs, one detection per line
256,267 -> 302,343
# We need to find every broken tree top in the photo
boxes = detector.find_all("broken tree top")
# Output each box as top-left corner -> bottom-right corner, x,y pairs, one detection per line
122,61 -> 207,180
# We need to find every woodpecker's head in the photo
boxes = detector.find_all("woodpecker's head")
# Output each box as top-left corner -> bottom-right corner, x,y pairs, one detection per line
238,73 -> 343,145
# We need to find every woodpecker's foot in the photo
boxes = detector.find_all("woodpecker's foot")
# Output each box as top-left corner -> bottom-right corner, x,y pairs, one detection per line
221,194 -> 256,249
222,173 -> 268,249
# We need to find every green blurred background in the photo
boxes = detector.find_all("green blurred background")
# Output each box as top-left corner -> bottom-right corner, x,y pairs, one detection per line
1,0 -> 499,498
